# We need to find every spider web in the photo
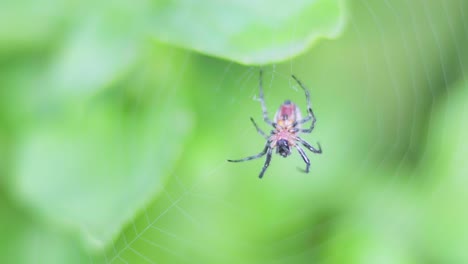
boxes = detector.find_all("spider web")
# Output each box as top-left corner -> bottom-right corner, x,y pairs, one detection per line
79,1 -> 468,263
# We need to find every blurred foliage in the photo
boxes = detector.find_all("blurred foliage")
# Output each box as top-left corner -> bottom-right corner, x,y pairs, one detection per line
149,0 -> 346,64
1,0 -> 468,264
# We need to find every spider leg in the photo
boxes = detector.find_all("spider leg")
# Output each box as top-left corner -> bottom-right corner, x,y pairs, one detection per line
292,75 -> 316,133
259,147 -> 273,179
227,143 -> 269,163
259,69 -> 276,127
296,145 -> 310,173
297,137 -> 322,154
250,117 -> 268,139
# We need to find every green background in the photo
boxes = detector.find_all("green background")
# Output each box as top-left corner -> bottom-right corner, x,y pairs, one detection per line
1,0 -> 468,263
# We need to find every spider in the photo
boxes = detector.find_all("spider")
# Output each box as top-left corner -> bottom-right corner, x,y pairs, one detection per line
228,70 -> 322,179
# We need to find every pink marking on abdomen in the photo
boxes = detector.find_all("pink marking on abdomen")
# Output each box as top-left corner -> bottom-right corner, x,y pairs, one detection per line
276,103 -> 297,122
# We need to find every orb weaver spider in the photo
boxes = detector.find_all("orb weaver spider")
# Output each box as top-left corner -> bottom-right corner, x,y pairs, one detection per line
228,70 -> 322,179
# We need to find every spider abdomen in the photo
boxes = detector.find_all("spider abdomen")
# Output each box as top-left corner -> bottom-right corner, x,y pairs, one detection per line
274,100 -> 302,127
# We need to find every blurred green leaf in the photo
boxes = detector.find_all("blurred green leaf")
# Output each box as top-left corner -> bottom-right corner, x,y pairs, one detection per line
43,0 -> 151,99
149,0 -> 347,65
423,80 -> 468,184
418,79 -> 468,263
0,196 -> 91,264
45,17 -> 137,98
10,69 -> 193,250
0,1 -> 65,56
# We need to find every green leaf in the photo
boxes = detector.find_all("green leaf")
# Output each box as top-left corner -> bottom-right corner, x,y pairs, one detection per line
0,1 -> 65,56
418,80 -> 468,263
11,72 -> 193,250
149,0 -> 347,65
43,1 -> 149,99
423,79 -> 468,186
0,197 -> 90,264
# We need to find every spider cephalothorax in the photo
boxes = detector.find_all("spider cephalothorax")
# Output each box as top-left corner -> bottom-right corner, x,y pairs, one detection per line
228,70 -> 322,179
